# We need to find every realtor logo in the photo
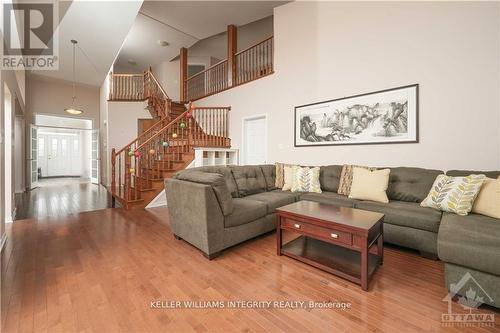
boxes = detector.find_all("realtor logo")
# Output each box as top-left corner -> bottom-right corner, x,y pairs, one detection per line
1,1 -> 58,70
442,272 -> 495,328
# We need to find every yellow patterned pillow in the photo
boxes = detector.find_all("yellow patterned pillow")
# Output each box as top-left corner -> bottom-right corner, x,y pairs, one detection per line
420,174 -> 486,216
291,166 -> 322,193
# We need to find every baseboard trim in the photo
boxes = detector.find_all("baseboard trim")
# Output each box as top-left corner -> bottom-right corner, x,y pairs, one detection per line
0,233 -> 7,253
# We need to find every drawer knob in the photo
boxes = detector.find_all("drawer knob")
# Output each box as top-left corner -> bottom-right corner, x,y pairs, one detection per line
294,223 -> 301,229
331,233 -> 339,239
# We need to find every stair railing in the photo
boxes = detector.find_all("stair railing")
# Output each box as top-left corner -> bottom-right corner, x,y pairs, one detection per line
182,36 -> 274,101
109,69 -> 170,118
110,103 -> 231,206
185,60 -> 229,101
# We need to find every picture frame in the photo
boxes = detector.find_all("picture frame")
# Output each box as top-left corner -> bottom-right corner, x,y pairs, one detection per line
294,84 -> 419,147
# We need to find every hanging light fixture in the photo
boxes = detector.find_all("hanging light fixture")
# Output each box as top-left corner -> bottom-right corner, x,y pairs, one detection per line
65,39 -> 84,115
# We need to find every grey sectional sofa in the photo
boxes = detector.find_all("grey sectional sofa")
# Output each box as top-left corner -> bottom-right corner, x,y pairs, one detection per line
165,165 -> 500,308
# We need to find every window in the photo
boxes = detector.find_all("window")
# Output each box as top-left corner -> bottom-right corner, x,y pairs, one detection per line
61,139 -> 67,157
51,138 -> 58,157
38,138 -> 45,157
73,139 -> 79,151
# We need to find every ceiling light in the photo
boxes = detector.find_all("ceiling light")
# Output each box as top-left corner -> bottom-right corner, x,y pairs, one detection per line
65,108 -> 84,115
157,40 -> 169,47
65,39 -> 84,115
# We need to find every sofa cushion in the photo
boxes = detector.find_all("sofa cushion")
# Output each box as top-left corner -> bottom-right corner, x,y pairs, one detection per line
446,170 -> 500,179
387,167 -> 443,203
438,212 -> 500,276
245,191 -> 296,213
299,192 -> 359,208
271,189 -> 301,201
259,165 -> 277,191
224,198 -> 268,228
196,166 -> 239,198
319,165 -> 343,192
355,200 -> 442,233
173,170 -> 233,216
230,166 -> 267,197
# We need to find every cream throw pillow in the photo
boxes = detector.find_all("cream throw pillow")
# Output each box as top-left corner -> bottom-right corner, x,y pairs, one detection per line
282,166 -> 295,191
291,166 -> 322,193
348,168 -> 390,203
420,174 -> 486,216
471,177 -> 500,219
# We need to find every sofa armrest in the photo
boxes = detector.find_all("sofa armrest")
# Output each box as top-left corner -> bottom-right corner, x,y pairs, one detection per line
174,170 -> 234,215
165,178 -> 225,256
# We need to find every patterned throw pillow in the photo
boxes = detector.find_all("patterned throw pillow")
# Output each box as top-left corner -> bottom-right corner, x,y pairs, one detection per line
420,174 -> 486,216
291,166 -> 322,193
338,165 -> 376,196
275,163 -> 292,188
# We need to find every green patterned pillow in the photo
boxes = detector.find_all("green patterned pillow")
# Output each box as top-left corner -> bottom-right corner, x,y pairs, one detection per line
291,166 -> 322,193
420,174 -> 486,216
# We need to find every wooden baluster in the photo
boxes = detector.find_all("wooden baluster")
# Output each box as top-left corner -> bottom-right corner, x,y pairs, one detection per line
125,146 -> 130,200
157,139 -> 160,177
118,153 -> 122,197
217,108 -> 221,147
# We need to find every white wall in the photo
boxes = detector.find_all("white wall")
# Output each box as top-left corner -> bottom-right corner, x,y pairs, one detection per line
99,73 -> 110,186
152,16 -> 274,103
3,84 -> 14,223
26,75 -> 100,129
14,117 -> 25,192
198,2 -> 500,171
106,101 -> 152,185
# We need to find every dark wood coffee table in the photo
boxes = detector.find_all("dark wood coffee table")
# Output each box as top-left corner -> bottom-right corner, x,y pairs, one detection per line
276,200 -> 384,291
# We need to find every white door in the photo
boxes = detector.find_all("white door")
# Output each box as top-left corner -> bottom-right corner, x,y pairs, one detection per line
47,136 -> 61,176
29,124 -> 39,189
91,129 -> 99,184
243,116 -> 267,165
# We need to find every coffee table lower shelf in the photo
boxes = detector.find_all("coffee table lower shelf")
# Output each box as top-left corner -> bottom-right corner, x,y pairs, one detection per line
281,235 -> 381,286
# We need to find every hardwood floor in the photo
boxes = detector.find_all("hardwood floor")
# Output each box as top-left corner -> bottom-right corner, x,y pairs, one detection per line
14,178 -> 112,220
1,207 -> 499,333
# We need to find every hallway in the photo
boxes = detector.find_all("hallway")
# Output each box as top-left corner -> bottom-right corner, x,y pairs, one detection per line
14,178 -> 111,220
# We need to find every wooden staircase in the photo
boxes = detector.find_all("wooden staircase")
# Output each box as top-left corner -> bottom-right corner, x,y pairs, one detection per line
108,70 -> 231,209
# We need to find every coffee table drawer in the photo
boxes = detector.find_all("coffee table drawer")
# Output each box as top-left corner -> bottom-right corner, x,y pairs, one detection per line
281,218 -> 352,246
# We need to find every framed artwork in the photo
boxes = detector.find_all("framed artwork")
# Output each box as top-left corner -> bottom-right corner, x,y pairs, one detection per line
294,84 -> 419,146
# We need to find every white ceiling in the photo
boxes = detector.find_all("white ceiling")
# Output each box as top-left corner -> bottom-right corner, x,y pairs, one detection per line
114,1 -> 286,73
31,1 -> 143,86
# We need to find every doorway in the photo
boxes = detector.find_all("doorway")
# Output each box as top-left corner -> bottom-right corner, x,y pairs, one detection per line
15,114 -> 109,220
242,115 -> 267,165
32,114 -> 96,187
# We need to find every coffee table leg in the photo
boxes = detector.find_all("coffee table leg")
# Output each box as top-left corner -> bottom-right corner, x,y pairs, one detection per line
378,223 -> 384,265
361,238 -> 368,291
277,216 -> 282,256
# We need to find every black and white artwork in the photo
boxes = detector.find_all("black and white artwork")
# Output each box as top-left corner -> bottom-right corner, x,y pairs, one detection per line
294,84 -> 418,146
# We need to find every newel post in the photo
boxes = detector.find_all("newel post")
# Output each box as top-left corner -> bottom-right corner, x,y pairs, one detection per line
180,47 -> 188,102
227,24 -> 237,87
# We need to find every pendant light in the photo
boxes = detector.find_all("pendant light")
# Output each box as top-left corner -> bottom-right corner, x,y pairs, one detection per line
65,39 -> 84,115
